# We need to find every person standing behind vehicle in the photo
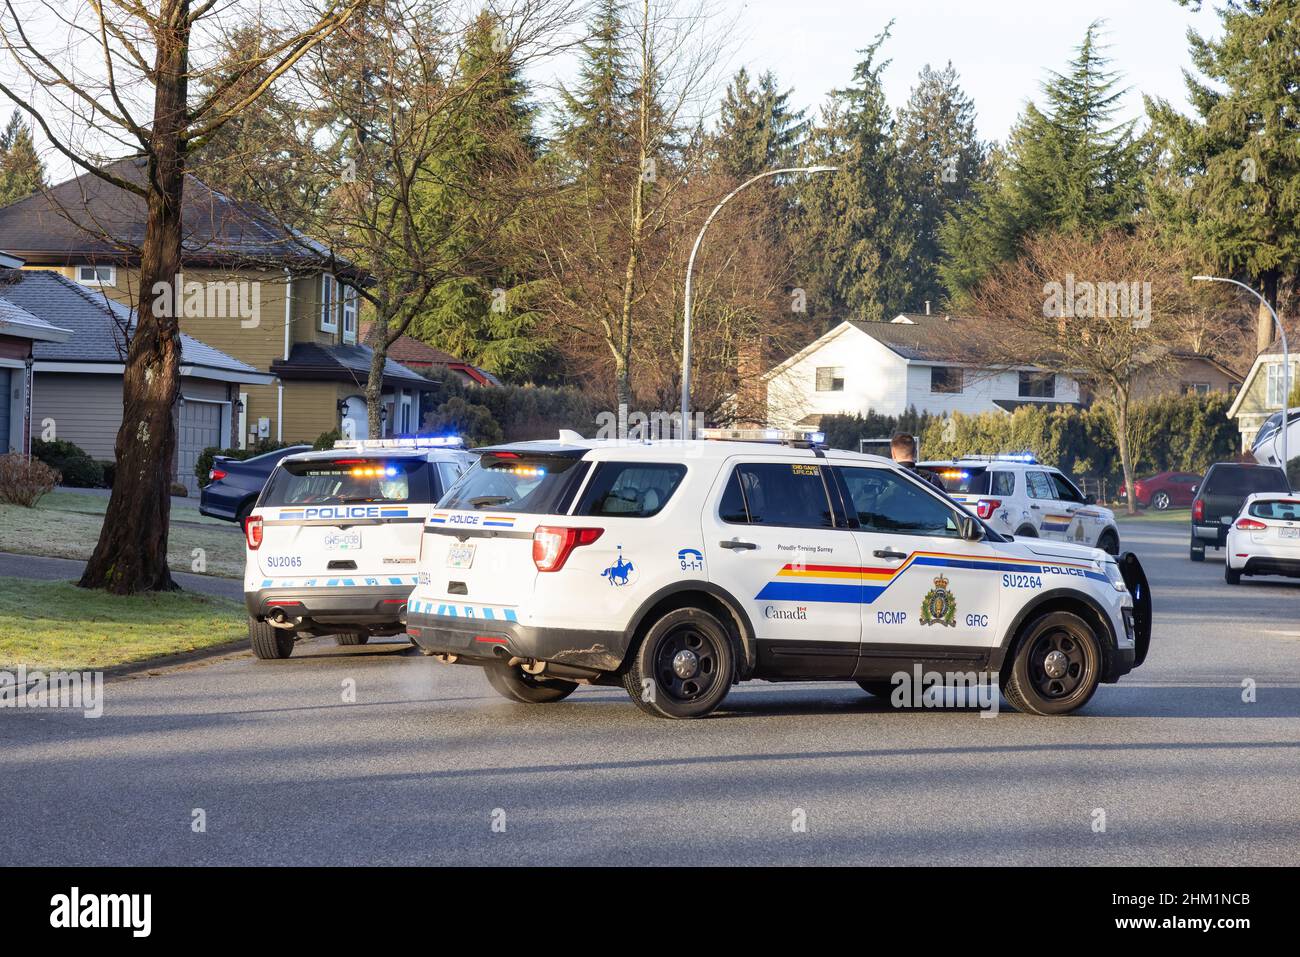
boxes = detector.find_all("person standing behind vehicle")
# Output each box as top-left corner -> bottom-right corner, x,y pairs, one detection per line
891,433 -> 946,491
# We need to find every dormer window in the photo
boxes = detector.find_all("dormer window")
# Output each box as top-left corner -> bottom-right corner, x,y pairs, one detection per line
341,284 -> 357,343
320,274 -> 337,332
76,264 -> 115,286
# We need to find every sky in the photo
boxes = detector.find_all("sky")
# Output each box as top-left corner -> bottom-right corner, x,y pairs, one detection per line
715,0 -> 1224,142
13,0 -> 1227,182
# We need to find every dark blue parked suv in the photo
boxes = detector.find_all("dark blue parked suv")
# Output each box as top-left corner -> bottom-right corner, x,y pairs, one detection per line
199,445 -> 311,524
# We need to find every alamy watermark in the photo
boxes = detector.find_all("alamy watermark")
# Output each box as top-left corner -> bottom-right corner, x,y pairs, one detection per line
0,667 -> 103,718
151,273 -> 261,328
1042,273 -> 1152,329
888,665 -> 1000,716
594,404 -> 706,442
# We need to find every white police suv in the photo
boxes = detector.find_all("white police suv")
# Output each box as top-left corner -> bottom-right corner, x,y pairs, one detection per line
918,455 -> 1122,555
406,430 -> 1150,718
243,436 -> 473,659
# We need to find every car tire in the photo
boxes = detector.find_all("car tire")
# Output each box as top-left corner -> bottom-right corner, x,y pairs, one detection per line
235,498 -> 255,527
1152,491 -> 1171,511
1096,530 -> 1120,555
1189,539 -> 1205,562
622,606 -> 734,719
1225,565 -> 1242,585
856,680 -> 895,699
249,616 -> 295,660
1015,525 -> 1038,538
484,663 -> 578,703
335,633 -> 369,646
1003,611 -> 1102,716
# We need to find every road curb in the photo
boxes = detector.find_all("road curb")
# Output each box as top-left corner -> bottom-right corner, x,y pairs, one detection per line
101,639 -> 251,681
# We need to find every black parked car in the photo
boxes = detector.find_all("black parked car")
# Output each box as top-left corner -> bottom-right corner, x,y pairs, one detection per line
1190,461 -> 1289,561
199,445 -> 312,524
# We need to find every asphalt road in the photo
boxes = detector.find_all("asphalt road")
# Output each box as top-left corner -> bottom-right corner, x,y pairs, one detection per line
2,519 -> 1298,866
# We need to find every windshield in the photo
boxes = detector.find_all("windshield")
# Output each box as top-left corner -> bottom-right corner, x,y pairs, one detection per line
439,452 -> 587,514
1248,498 -> 1300,520
260,458 -> 430,506
920,465 -> 990,494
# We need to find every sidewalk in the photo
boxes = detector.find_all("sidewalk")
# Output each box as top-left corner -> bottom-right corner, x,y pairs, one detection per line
0,551 -> 241,600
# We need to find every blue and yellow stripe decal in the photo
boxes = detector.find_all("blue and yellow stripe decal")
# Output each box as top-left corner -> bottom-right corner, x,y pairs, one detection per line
755,551 -> 1104,604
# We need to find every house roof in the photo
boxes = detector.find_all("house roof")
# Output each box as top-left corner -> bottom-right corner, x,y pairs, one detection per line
0,294 -> 71,343
0,268 -> 269,382
1166,349 -> 1245,384
0,158 -> 361,277
848,314 -> 966,362
361,325 -> 497,385
1227,349 -> 1294,419
270,342 -> 433,390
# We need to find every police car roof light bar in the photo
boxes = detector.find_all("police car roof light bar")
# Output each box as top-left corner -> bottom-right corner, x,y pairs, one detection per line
960,451 -> 1037,463
334,435 -> 464,451
698,427 -> 826,448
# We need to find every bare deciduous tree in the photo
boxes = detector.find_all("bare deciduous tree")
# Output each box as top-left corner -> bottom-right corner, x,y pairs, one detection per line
0,0 -> 365,593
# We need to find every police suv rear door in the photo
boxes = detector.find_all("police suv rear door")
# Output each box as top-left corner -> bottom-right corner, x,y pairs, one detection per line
255,452 -> 434,587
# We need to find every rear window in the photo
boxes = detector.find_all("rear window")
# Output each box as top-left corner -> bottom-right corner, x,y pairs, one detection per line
260,458 -> 431,506
576,462 -> 686,517
439,452 -> 588,514
1248,498 -> 1300,520
922,465 -> 991,494
1204,466 -> 1288,497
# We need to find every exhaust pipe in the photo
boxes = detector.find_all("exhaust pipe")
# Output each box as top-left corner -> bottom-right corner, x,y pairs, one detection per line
266,609 -> 301,630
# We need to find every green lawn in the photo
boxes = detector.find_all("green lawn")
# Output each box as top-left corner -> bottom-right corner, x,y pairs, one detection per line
1114,506 -> 1192,523
0,491 -> 244,578
0,578 -> 245,670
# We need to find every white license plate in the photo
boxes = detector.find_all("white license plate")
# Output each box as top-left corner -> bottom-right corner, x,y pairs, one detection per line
447,543 -> 476,569
323,529 -> 362,551
1280,527 -> 1299,539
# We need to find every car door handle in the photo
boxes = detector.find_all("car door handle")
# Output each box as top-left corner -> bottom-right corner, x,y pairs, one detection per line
719,539 -> 758,550
873,549 -> 907,560
1030,504 -> 1041,510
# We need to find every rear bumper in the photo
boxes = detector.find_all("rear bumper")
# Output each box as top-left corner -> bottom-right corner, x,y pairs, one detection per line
1237,556 -> 1300,578
406,606 -> 624,673
1192,523 -> 1228,546
245,584 -> 414,631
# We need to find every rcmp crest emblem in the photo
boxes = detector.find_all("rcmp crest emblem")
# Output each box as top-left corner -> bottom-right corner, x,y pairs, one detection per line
920,573 -> 957,627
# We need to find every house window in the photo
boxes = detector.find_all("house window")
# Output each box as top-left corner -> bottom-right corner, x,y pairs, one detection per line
341,284 -> 357,343
1019,371 -> 1056,398
815,366 -> 844,392
930,367 -> 963,394
320,275 -> 337,333
1265,362 -> 1297,406
1182,382 -> 1210,396
76,264 -> 115,286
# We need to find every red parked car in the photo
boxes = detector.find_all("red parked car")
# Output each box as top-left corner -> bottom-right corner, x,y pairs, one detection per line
1121,471 -> 1202,510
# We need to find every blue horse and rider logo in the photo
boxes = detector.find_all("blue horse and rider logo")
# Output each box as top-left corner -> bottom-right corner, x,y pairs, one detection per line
602,546 -> 635,586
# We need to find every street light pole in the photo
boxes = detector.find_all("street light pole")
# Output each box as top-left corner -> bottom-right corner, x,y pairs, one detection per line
1193,276 -> 1289,479
680,164 -> 838,433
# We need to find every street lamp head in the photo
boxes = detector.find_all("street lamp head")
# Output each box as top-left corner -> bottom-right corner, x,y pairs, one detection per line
1192,275 -> 1215,282
807,165 -> 839,173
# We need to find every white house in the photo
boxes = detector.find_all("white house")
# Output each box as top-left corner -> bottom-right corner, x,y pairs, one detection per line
762,313 -> 1083,427
1226,349 -> 1299,452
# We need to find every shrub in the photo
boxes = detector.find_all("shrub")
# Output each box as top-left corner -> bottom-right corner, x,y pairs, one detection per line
0,453 -> 59,506
424,396 -> 504,447
313,429 -> 342,450
417,366 -> 595,445
31,438 -> 104,488
195,439 -> 295,487
169,482 -> 189,497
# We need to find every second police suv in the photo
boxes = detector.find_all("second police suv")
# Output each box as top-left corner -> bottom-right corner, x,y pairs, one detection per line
406,429 -> 1152,719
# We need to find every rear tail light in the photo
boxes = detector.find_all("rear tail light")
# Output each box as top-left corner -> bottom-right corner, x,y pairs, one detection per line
209,468 -> 227,482
1192,499 -> 1204,522
532,526 -> 603,572
974,498 -> 1001,520
245,515 -> 264,549
1235,518 -> 1267,530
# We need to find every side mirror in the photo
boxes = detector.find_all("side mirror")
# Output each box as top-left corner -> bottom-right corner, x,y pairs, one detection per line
1191,485 -> 1199,494
957,515 -> 984,541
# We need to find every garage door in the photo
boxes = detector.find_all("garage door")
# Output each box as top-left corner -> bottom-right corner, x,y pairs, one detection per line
176,399 -> 222,495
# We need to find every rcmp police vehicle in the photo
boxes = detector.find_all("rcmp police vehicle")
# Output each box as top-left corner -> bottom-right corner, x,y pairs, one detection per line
406,429 -> 1150,718
243,436 -> 473,659
919,454 -> 1122,555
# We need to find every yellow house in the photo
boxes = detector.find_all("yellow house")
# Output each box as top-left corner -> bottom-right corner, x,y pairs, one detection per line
0,157 -> 434,463
1227,349 -> 1300,451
